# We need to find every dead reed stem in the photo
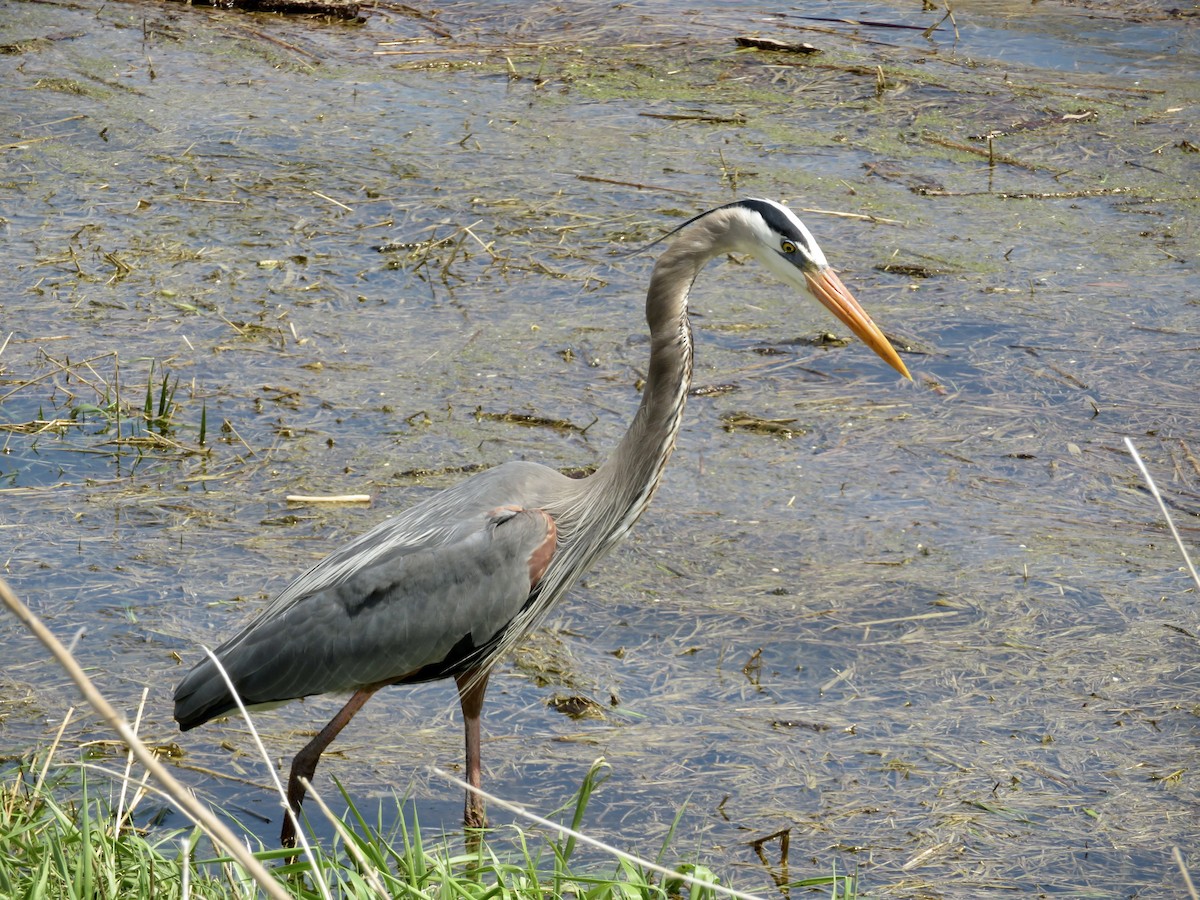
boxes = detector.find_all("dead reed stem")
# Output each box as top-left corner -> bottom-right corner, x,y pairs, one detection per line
0,576 -> 291,900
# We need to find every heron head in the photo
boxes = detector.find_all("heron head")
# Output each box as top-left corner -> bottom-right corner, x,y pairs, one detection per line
729,198 -> 911,380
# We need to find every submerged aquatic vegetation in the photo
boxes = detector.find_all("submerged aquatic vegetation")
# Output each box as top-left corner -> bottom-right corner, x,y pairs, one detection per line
0,350 -> 207,462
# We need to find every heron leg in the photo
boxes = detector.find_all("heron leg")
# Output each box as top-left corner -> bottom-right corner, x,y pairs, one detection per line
454,669 -> 490,829
281,686 -> 378,847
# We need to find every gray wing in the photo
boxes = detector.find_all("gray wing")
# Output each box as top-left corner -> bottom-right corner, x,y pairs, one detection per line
174,483 -> 558,730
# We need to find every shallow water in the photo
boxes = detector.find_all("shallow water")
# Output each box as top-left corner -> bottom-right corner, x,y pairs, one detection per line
2,0 -> 1198,896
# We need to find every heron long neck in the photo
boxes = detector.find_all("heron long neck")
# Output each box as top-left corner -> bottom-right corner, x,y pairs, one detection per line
587,239 -> 705,544
487,216 -> 737,668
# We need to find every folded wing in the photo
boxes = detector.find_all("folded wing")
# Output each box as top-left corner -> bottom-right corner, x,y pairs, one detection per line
174,505 -> 556,730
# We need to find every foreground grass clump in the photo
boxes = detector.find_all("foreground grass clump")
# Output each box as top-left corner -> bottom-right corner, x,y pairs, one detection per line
0,754 -> 856,900
0,758 -> 198,899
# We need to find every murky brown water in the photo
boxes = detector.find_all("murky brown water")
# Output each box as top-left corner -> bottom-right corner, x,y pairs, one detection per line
2,1 -> 1198,896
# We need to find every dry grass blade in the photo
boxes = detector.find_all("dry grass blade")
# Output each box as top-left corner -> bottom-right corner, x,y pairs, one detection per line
198,646 -> 329,895
34,707 -> 74,795
1174,846 -> 1199,900
114,688 -> 152,831
0,576 -> 291,900
1124,438 -> 1200,592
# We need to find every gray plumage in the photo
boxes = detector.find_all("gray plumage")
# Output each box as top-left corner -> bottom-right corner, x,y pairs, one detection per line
172,199 -> 910,841
175,502 -> 555,726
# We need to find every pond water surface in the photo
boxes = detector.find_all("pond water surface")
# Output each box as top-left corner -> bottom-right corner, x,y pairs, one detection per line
1,1 -> 1198,896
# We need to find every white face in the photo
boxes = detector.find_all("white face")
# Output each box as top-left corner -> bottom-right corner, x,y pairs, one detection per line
752,198 -> 829,268
736,199 -> 831,294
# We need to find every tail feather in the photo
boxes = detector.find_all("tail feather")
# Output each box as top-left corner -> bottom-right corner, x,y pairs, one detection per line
173,658 -> 237,731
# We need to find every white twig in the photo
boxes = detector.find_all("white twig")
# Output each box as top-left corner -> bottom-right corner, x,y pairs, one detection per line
1124,438 -> 1200,592
432,765 -> 770,900
66,626 -> 86,655
285,494 -> 372,504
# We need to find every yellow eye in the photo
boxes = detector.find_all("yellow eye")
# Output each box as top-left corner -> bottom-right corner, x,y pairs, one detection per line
780,240 -> 797,255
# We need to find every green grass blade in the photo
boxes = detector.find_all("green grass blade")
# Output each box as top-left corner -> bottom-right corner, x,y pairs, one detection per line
143,359 -> 155,419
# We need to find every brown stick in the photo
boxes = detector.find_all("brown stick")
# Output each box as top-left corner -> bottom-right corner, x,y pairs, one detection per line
164,0 -> 362,19
921,132 -> 1041,171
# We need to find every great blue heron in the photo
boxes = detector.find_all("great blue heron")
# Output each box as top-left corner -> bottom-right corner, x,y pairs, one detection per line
173,198 -> 911,844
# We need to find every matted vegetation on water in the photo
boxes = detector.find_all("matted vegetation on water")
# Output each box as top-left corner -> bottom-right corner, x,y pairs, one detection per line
2,0 -> 1199,897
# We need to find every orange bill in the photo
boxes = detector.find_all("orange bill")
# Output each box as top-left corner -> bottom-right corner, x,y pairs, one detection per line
805,267 -> 911,380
